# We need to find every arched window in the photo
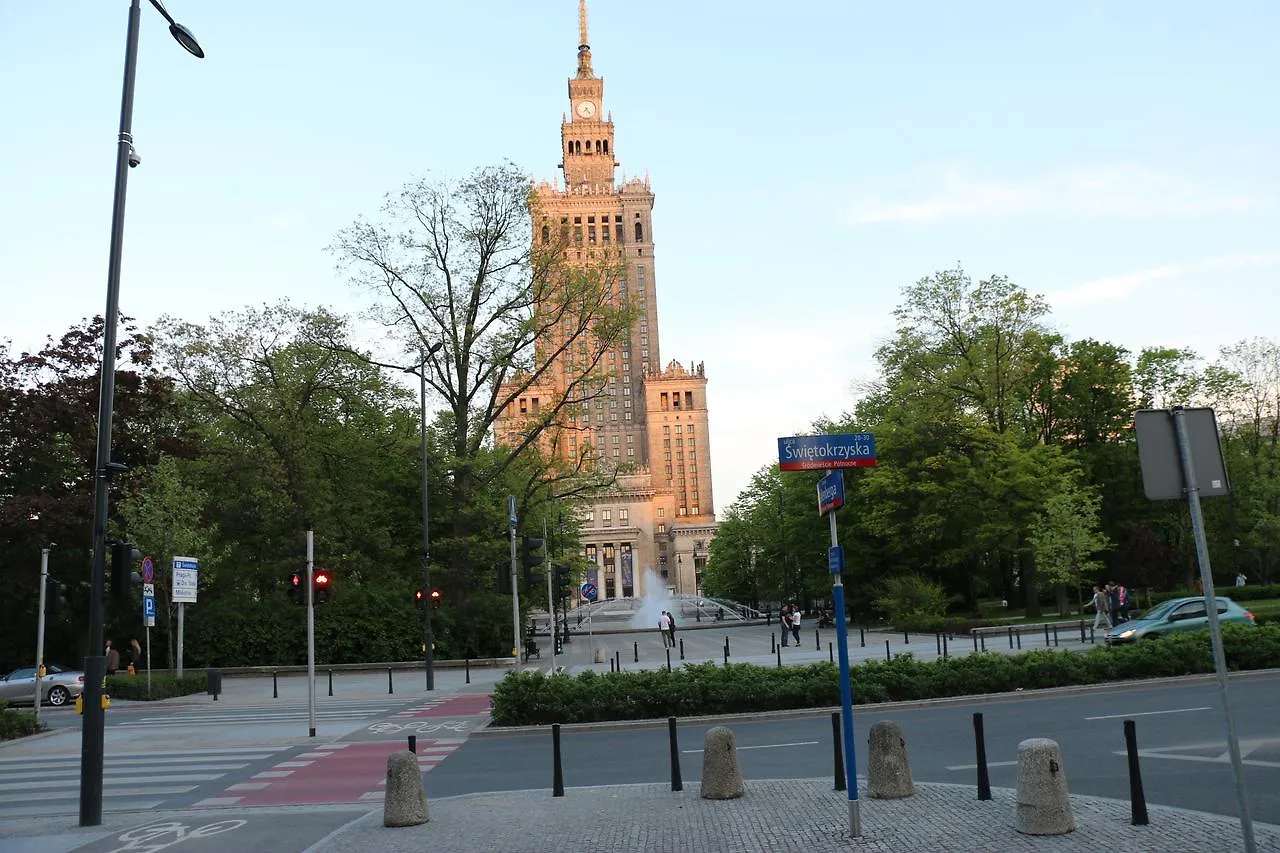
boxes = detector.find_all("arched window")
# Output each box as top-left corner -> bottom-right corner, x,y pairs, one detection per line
541,224 -> 550,244
603,140 -> 609,154
634,221 -> 643,242
595,139 -> 602,154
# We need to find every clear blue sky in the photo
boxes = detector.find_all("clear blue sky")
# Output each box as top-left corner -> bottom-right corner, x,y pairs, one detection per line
2,1 -> 1276,510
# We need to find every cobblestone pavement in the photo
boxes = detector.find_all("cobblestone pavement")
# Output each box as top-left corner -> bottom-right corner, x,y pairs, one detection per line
313,778 -> 1279,853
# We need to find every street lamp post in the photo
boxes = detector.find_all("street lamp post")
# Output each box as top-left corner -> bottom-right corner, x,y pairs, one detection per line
409,343 -> 443,690
80,0 -> 203,828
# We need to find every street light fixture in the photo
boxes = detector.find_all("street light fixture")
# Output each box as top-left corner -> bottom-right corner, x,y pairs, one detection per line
406,341 -> 444,690
80,0 -> 203,828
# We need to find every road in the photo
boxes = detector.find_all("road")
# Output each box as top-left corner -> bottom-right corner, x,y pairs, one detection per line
434,674 -> 1280,824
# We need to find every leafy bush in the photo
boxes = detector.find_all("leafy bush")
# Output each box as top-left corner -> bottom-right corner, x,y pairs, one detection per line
106,671 -> 208,700
490,623 -> 1280,726
873,574 -> 949,632
0,704 -> 43,740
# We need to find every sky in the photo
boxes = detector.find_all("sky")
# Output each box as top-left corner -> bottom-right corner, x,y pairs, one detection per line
2,1 -> 1277,513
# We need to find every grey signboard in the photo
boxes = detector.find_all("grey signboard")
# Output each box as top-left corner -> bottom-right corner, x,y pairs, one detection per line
1134,408 -> 1230,501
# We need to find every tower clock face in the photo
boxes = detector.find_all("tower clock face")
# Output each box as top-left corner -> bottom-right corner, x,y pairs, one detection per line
576,100 -> 596,118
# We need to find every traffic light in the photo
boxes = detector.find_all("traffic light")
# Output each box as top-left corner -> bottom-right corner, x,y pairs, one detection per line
44,578 -> 68,616
288,570 -> 303,604
553,563 -> 573,602
313,570 -> 331,604
110,541 -> 141,600
414,588 -> 426,609
429,588 -> 442,604
521,535 -> 545,591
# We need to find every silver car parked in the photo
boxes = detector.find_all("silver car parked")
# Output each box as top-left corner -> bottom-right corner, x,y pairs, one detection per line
0,664 -> 85,707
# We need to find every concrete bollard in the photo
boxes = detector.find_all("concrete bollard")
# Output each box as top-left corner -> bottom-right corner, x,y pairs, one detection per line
1014,738 -> 1074,835
700,726 -> 744,800
867,720 -> 914,799
383,750 -> 428,827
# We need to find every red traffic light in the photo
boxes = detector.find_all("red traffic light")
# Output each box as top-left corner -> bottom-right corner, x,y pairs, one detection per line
414,589 -> 425,602
290,572 -> 302,588
314,571 -> 331,587
429,588 -> 442,602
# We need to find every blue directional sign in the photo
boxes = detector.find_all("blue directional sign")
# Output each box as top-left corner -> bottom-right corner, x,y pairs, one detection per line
817,470 -> 845,516
778,433 -> 877,471
828,546 -> 844,575
580,582 -> 598,602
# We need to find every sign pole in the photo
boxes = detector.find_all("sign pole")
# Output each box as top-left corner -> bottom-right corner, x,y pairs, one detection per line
306,529 -> 316,738
35,547 -> 50,722
546,519 -> 556,672
145,627 -> 151,697
825,470 -> 860,837
1171,409 -> 1255,852
176,604 -> 184,678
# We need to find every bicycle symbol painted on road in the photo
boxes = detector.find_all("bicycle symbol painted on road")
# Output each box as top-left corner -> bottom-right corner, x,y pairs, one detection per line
366,719 -> 470,735
108,820 -> 246,853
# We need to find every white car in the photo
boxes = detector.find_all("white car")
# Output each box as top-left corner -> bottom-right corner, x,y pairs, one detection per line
0,664 -> 85,707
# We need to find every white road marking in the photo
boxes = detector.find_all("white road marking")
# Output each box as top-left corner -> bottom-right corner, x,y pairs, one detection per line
1085,706 -> 1211,720
682,740 -> 819,754
946,760 -> 1018,771
251,770 -> 294,779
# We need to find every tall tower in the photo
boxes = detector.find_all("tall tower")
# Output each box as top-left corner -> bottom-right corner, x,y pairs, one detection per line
496,2 -> 716,603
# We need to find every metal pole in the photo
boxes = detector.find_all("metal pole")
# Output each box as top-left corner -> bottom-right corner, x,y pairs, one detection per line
547,519 -> 556,672
418,358 -> 435,690
81,1 -> 142,825
509,496 -> 521,663
145,627 -> 151,697
668,717 -> 683,791
827,473 -> 860,837
35,548 -> 50,722
1123,719 -> 1148,825
306,530 -> 316,738
1171,407 -> 1255,852
176,604 -> 184,677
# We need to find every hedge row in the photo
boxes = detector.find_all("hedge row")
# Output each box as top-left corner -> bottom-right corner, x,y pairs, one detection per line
490,623 -> 1278,726
1148,584 -> 1280,605
106,671 -> 208,701
0,705 -> 42,741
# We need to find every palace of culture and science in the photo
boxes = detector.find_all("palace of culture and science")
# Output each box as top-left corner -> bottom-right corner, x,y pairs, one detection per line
495,3 -> 717,603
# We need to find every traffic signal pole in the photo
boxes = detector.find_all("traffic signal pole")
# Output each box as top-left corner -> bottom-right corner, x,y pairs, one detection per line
545,520 -> 556,671
509,496 -> 521,663
306,529 -> 316,738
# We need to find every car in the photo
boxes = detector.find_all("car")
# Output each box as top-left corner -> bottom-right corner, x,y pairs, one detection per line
0,664 -> 85,707
1104,596 -> 1256,644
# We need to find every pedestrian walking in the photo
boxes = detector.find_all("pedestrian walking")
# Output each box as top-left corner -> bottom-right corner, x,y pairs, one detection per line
779,604 -> 791,646
1085,586 -> 1111,630
658,611 -> 672,647
105,639 -> 120,675
790,606 -> 802,645
664,610 -> 677,648
1107,582 -> 1123,625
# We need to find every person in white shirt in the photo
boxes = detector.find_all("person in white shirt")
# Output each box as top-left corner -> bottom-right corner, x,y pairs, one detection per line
658,612 -> 672,647
789,607 -> 801,645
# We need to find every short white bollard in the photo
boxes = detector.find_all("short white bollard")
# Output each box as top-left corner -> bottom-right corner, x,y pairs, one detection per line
1015,738 -> 1074,835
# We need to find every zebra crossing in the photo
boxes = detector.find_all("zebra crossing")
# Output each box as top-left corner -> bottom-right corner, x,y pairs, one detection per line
112,698 -> 395,728
0,746 -> 291,817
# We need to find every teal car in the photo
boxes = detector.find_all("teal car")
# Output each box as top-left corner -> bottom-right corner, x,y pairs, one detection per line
1105,595 -> 1255,644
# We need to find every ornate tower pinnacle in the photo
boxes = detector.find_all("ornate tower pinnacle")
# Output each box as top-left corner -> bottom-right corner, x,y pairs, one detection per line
576,0 -> 594,79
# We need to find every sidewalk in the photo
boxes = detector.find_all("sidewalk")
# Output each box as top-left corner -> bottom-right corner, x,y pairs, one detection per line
312,778 -> 1278,853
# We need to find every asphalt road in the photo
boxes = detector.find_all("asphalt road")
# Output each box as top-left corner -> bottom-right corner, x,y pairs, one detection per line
431,674 -> 1280,824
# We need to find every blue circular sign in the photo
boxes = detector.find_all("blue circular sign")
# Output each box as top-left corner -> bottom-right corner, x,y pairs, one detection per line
580,582 -> 597,602
140,556 -> 155,583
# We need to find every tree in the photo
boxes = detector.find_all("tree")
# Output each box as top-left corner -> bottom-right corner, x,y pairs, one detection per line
1028,484 -> 1111,615
329,163 -> 633,604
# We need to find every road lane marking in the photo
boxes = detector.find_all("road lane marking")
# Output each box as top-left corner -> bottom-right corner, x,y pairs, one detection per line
1085,706 -> 1211,720
946,760 -> 1018,771
682,740 -> 818,754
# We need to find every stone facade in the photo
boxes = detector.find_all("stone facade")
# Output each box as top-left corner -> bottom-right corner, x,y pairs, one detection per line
494,2 -> 717,604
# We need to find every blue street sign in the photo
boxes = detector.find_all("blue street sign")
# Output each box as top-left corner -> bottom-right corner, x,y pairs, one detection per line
778,433 -> 877,471
508,495 -> 517,528
580,582 -> 598,602
143,596 -> 156,618
828,546 -> 844,574
817,470 -> 845,516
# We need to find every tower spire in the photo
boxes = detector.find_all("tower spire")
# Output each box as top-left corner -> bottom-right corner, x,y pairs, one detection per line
576,0 -> 594,78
